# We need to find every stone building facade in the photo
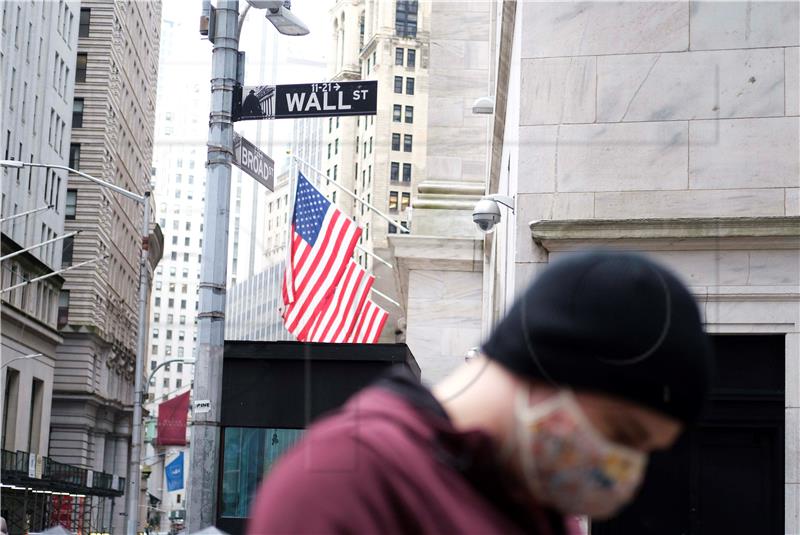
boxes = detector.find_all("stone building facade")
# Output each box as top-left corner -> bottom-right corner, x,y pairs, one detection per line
1,0 -> 80,459
484,1 -> 798,532
48,0 -> 162,531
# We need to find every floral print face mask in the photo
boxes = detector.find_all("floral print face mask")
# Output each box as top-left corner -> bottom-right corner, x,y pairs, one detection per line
512,390 -> 648,519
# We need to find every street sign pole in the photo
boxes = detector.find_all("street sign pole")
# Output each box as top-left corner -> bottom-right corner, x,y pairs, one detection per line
187,0 -> 238,530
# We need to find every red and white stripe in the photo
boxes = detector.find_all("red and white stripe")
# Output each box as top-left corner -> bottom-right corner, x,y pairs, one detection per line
306,260 -> 374,343
348,299 -> 389,344
282,210 -> 361,340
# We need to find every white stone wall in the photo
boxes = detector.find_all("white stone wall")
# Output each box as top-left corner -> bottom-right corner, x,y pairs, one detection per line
503,1 -> 799,529
405,269 -> 482,384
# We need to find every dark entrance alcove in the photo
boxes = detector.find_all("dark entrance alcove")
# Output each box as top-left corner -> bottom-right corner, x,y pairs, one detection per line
593,334 -> 785,535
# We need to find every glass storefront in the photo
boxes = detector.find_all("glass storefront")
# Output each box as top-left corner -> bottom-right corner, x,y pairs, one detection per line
220,427 -> 304,518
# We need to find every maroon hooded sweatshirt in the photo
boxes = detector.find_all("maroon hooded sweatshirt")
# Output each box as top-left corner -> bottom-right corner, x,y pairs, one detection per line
247,371 -> 570,535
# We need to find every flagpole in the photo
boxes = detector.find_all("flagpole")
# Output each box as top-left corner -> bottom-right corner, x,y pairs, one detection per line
370,287 -> 401,308
291,155 -> 411,234
355,245 -> 391,269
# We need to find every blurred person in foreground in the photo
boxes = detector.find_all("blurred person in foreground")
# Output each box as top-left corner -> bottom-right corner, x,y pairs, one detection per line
247,250 -> 713,534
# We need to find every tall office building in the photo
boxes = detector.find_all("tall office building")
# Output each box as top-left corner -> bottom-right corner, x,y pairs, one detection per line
48,1 -> 163,532
1,0 -> 79,459
326,0 -> 423,257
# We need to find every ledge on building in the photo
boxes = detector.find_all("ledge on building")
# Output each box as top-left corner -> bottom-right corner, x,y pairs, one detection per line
530,216 -> 800,252
1,449 -> 125,497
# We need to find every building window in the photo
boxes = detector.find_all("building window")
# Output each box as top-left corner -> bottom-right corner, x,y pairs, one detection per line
394,76 -> 402,94
61,235 -> 74,266
407,49 -> 416,69
395,47 -> 404,65
57,290 -> 69,328
405,106 -> 414,123
165,362 -> 171,371
176,379 -> 182,389
389,191 -> 399,213
393,105 -> 402,122
69,144 -> 80,170
75,53 -> 87,82
401,192 -> 411,211
72,98 -> 84,128
403,135 -> 413,152
395,0 -> 418,38
177,363 -> 183,373
150,360 -> 157,371
391,133 -> 401,151
163,378 -> 169,388
78,8 -> 90,37
390,162 -> 399,182
402,163 -> 412,182
65,189 -> 77,219
406,77 -> 415,95
388,222 -> 397,234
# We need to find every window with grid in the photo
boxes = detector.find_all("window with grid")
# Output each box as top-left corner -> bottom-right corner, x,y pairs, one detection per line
395,47 -> 404,65
395,0 -> 418,38
402,163 -> 412,182
394,76 -> 403,93
79,8 -> 90,37
406,78 -> 415,95
405,106 -> 413,123
391,162 -> 399,182
393,105 -> 401,122
61,236 -> 74,266
403,135 -> 413,152
76,53 -> 87,82
401,192 -> 411,211
389,191 -> 399,213
72,98 -> 84,128
407,49 -> 416,69
392,133 -> 401,151
65,189 -> 77,219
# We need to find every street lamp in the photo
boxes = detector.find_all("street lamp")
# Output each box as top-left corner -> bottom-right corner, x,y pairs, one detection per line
188,1 -> 308,530
144,358 -> 196,403
0,158 -> 153,535
1,353 -> 43,369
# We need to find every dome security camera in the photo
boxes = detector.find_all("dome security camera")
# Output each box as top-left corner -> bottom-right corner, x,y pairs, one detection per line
473,198 -> 502,234
472,194 -> 515,234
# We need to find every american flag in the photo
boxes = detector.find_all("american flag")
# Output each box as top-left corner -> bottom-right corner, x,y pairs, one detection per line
306,259 -> 374,342
348,299 -> 389,344
282,173 -> 361,341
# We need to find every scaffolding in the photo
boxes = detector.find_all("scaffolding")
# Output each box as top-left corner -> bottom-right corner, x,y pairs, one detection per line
1,450 -> 124,535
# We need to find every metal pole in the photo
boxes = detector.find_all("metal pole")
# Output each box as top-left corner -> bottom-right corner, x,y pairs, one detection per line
126,191 -> 151,535
187,1 -> 238,530
0,204 -> 52,224
0,231 -> 80,262
291,155 -> 411,233
1,254 -> 107,294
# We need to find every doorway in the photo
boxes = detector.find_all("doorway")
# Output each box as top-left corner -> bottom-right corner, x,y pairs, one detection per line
593,334 -> 785,535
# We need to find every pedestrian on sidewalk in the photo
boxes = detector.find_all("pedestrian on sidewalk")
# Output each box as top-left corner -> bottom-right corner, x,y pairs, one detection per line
247,250 -> 713,535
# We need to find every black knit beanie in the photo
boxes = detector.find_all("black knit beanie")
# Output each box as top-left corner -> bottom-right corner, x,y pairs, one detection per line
482,250 -> 714,424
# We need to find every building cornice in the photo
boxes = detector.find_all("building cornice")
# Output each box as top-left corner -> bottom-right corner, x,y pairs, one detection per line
530,216 -> 800,252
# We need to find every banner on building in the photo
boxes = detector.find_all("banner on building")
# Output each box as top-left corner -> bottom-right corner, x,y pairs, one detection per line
157,391 -> 191,446
165,451 -> 185,492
